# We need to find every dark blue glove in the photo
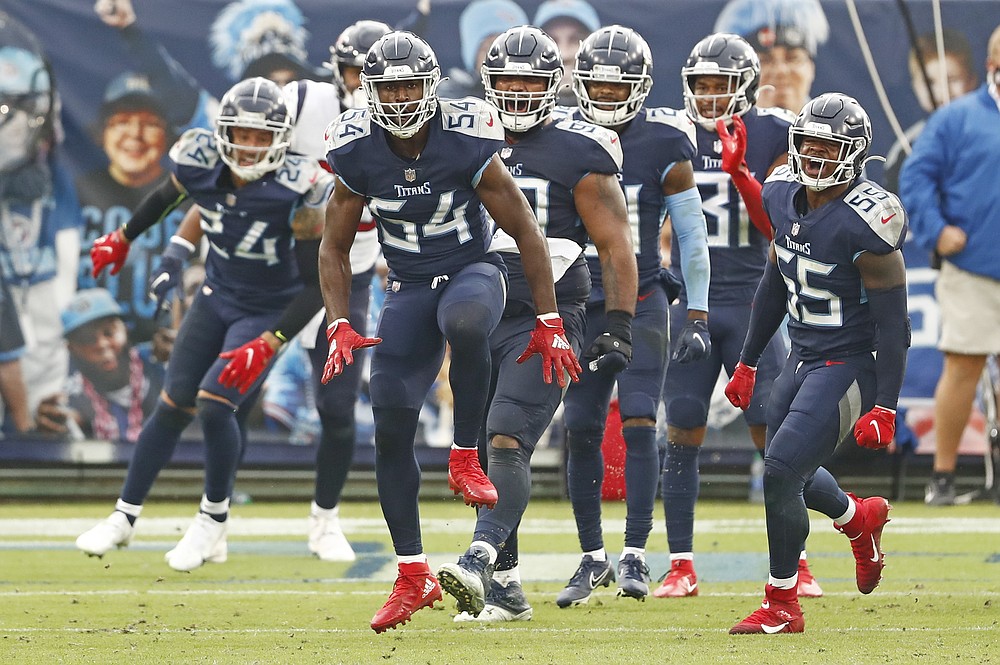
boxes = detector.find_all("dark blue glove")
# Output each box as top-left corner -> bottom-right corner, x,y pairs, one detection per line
582,310 -> 633,376
672,319 -> 711,364
658,267 -> 682,303
148,237 -> 194,313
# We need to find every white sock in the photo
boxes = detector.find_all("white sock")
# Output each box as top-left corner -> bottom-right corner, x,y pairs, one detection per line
769,574 -> 797,590
621,546 -> 645,560
494,566 -> 521,587
200,495 -> 230,517
799,550 -> 808,561
115,498 -> 142,519
310,501 -> 338,518
833,497 -> 857,527
584,548 -> 606,562
398,553 -> 426,564
669,552 -> 694,563
470,540 -> 498,564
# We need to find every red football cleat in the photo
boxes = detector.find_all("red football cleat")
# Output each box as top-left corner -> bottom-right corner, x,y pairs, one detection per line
370,561 -> 442,634
730,584 -> 805,635
448,447 -> 498,509
835,493 -> 891,594
652,558 -> 699,598
796,558 -> 824,598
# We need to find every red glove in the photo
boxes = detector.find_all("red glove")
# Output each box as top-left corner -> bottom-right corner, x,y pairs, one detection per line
516,313 -> 582,387
321,319 -> 381,384
91,229 -> 131,277
218,337 -> 276,394
716,117 -> 773,241
724,361 -> 757,410
854,405 -> 896,449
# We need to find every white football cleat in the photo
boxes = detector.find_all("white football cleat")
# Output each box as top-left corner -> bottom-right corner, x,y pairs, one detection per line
165,512 -> 228,572
76,511 -> 134,557
308,505 -> 356,562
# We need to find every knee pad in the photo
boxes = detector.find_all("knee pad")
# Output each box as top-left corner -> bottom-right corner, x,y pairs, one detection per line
487,401 -> 534,453
562,399 -> 605,432
372,407 -> 420,456
762,456 -> 807,500
566,427 -> 604,455
619,392 -> 657,423
440,301 -> 493,351
667,395 -> 708,430
196,397 -> 236,427
369,370 -> 415,409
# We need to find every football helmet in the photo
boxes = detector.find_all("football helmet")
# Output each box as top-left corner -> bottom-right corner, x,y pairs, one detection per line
361,31 -> 441,139
573,25 -> 653,127
214,77 -> 292,182
481,25 -> 563,132
682,33 -> 760,128
789,93 -> 871,190
326,20 -> 392,108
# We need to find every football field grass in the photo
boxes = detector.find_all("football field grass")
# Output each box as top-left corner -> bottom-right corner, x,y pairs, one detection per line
0,498 -> 997,664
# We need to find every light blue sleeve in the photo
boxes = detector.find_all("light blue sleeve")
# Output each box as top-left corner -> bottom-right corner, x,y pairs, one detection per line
665,187 -> 710,312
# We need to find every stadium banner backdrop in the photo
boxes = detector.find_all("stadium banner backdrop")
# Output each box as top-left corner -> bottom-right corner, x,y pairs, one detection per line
8,0 -> 996,455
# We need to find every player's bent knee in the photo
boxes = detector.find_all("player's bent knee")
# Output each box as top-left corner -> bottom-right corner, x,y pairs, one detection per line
490,434 -> 521,450
368,371 -> 417,409
667,396 -> 708,430
563,401 -> 604,431
619,392 -> 657,424
487,403 -> 531,449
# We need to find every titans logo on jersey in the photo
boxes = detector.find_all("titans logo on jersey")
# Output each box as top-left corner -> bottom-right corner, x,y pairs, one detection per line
763,166 -> 908,358
324,99 -> 505,283
565,107 -> 695,290
686,106 -> 793,305
169,128 -> 329,311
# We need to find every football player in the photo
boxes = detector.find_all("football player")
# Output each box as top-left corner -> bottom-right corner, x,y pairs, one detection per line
555,25 -> 711,605
656,33 -> 823,599
75,78 -> 335,573
727,93 -> 905,634
436,25 -> 637,621
318,31 -> 573,633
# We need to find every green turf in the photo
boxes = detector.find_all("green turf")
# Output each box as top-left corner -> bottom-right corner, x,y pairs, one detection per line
1,499 -> 997,664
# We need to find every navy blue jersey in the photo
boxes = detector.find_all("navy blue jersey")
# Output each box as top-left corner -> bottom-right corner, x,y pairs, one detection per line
498,117 -> 622,247
170,128 -> 330,312
324,98 -> 505,283
676,106 -> 792,305
763,167 -> 907,359
565,107 -> 696,292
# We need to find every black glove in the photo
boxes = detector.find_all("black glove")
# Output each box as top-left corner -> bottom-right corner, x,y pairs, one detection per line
583,310 -> 633,375
672,318 -> 711,364
658,267 -> 682,303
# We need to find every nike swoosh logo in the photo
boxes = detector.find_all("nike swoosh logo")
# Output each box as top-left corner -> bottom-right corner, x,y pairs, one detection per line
761,600 -> 770,609
693,333 -> 706,351
589,570 -> 608,587
637,290 -> 655,302
869,419 -> 880,442
682,579 -> 697,593
761,622 -> 788,634
880,213 -> 896,225
869,535 -> 880,562
486,115 -> 494,127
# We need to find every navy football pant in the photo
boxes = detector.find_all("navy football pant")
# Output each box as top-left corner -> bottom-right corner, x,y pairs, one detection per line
562,284 -> 670,552
369,262 -> 506,555
763,353 -> 875,579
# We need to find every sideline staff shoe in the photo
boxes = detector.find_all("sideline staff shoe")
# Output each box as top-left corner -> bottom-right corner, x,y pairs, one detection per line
165,512 -> 228,572
447,447 -> 498,509
730,584 -> 804,635
371,561 -> 442,633
796,558 -> 824,598
438,546 -> 494,616
616,553 -> 651,600
653,558 -> 698,598
454,580 -> 533,622
76,511 -> 134,557
556,555 -> 615,608
836,492 -> 891,594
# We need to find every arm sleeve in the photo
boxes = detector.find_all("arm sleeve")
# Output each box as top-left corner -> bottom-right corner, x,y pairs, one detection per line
122,178 -> 187,241
665,187 -> 711,312
270,239 -> 324,343
867,285 -> 911,410
740,258 -> 787,366
898,113 -> 949,254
